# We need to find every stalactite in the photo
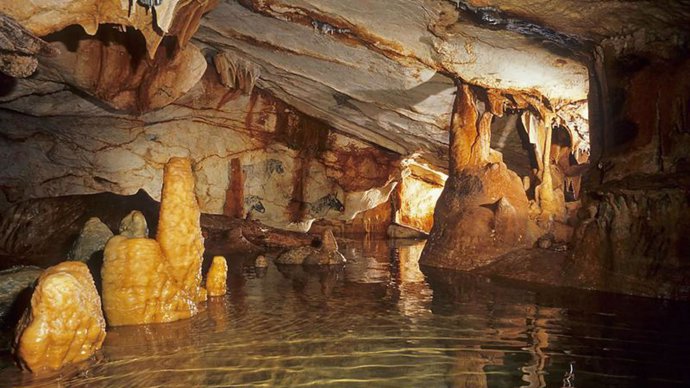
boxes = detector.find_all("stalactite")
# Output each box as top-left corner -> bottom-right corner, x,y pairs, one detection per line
213,52 -> 261,95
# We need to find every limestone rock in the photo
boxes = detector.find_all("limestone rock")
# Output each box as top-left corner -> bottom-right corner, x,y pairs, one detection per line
119,210 -> 149,239
276,229 -> 346,265
67,217 -> 114,263
206,256 -> 227,297
13,261 -> 105,372
101,157 -> 208,325
101,236 -> 196,326
1,0 -> 216,59
0,13 -> 57,78
275,246 -> 319,265
157,157 -> 206,303
421,162 -> 534,271
255,255 -> 268,268
0,266 -> 42,327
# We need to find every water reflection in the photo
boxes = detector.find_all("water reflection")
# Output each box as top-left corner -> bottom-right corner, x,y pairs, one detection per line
1,239 -> 689,387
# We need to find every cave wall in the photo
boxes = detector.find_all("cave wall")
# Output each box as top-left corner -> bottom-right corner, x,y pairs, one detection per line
0,65 -> 402,232
570,35 -> 690,298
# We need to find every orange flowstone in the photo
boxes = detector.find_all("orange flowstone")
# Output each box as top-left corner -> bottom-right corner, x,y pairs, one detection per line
14,262 -> 106,373
206,256 -> 228,297
101,236 -> 197,326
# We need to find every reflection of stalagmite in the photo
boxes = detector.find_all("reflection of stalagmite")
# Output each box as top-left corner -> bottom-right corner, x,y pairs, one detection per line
14,262 -> 106,372
206,256 -> 228,297
157,157 -> 207,303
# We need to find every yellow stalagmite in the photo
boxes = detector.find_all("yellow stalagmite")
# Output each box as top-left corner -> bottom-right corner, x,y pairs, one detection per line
206,256 -> 228,297
101,236 -> 197,326
101,157 -> 208,326
14,262 -> 106,372
157,157 -> 207,303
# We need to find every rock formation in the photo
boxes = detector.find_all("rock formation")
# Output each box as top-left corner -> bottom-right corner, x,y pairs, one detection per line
157,157 -> 207,303
206,256 -> 227,297
101,236 -> 197,326
67,217 -> 114,263
0,266 -> 43,327
420,84 -> 536,270
119,210 -> 149,239
13,261 -> 105,372
0,14 -> 58,78
276,229 -> 345,265
101,157 -> 206,326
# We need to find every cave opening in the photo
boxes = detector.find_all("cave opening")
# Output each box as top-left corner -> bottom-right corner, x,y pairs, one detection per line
0,1 -> 688,386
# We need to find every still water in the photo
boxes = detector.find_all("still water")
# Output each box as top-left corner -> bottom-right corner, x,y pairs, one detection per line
1,239 -> 689,387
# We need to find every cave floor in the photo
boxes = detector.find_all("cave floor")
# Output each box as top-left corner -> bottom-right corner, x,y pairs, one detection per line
1,239 -> 689,387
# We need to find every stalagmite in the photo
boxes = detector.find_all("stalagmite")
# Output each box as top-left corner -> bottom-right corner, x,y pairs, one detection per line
101,157 -> 207,326
14,262 -> 106,372
206,256 -> 228,297
101,236 -> 197,326
157,157 -> 207,303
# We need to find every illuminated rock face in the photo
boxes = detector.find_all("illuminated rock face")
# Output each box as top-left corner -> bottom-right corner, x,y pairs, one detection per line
101,236 -> 197,326
157,157 -> 206,303
14,261 -> 106,372
421,84 -> 536,270
206,256 -> 227,297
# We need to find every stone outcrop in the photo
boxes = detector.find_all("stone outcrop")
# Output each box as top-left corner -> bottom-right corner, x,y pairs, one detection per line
206,256 -> 227,297
13,261 -> 105,372
101,157 -> 206,326
66,217 -> 113,263
275,229 -> 345,265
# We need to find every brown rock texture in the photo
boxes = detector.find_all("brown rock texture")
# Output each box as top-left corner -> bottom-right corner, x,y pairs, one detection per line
13,261 -> 106,372
0,0 -> 216,59
206,256 -> 227,297
101,236 -> 196,326
0,13 -> 57,78
421,84 -> 535,271
157,157 -> 206,303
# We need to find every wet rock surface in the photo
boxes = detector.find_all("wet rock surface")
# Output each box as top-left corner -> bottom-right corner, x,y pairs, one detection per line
13,261 -> 105,372
206,256 -> 228,297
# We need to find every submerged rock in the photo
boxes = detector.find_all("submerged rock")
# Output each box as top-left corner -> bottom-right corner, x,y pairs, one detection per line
275,229 -> 346,265
275,245 -> 319,265
67,217 -> 114,263
119,210 -> 148,238
206,256 -> 227,297
13,261 -> 106,372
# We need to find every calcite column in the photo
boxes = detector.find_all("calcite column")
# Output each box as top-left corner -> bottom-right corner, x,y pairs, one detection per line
14,262 -> 106,372
421,82 -> 534,271
157,157 -> 207,303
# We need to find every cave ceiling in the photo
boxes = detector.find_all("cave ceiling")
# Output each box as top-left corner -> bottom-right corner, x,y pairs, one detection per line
1,0 -> 689,168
